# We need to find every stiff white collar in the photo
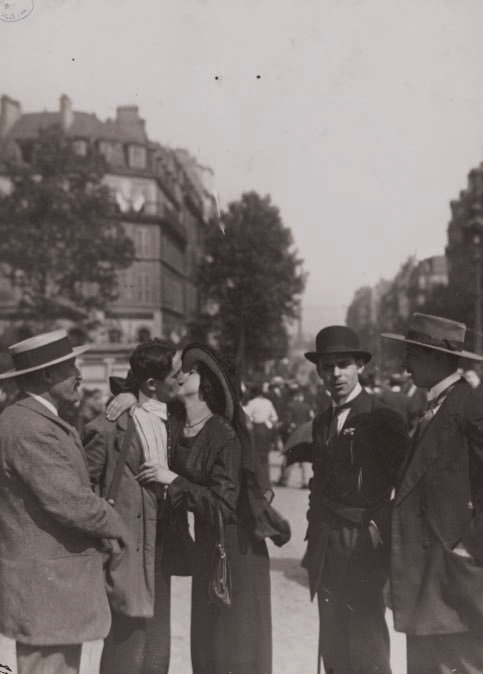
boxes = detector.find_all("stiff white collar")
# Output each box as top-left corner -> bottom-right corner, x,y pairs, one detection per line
27,392 -> 58,417
332,382 -> 363,408
427,371 -> 461,402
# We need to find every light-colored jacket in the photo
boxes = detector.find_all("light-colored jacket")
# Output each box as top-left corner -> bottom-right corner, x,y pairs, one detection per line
0,395 -> 125,645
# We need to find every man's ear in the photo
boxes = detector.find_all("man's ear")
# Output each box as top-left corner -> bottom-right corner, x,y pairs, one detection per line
145,377 -> 157,393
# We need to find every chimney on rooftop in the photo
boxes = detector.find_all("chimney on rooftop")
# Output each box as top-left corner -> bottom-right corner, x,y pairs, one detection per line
0,95 -> 21,138
116,105 -> 147,141
60,94 -> 73,131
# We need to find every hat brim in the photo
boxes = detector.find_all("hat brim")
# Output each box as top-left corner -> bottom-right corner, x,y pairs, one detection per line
0,344 -> 91,380
381,333 -> 483,362
304,349 -> 372,365
181,344 -> 235,421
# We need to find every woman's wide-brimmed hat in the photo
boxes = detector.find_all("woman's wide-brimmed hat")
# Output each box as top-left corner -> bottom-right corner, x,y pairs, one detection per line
381,313 -> 483,361
0,329 -> 90,380
181,343 -> 236,421
304,325 -> 372,365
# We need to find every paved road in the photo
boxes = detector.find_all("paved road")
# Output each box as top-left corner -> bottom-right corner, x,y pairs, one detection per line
170,484 -> 407,674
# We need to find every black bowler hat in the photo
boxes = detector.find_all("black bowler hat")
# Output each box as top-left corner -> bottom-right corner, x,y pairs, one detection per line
304,326 -> 372,365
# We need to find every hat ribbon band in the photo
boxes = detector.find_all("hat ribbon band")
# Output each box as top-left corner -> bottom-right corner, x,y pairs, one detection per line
11,336 -> 74,371
406,329 -> 463,353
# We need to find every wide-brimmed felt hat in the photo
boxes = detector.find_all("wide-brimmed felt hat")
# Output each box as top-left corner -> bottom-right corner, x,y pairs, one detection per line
304,325 -> 372,365
0,329 -> 90,380
381,313 -> 483,361
181,343 -> 236,421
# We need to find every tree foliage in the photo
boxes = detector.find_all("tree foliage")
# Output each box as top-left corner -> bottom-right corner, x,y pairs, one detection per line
0,124 -> 135,320
194,192 -> 306,371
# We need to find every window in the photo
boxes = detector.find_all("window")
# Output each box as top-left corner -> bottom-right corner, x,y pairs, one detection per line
73,140 -> 87,156
136,271 -> 154,305
128,145 -> 147,170
135,227 -> 152,259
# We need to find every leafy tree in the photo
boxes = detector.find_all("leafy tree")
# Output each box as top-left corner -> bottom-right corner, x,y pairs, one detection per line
194,192 -> 306,372
0,124 -> 135,321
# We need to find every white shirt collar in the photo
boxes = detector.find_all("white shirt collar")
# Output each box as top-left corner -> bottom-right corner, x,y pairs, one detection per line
27,392 -> 58,417
136,391 -> 168,420
427,371 -> 461,402
332,382 -> 363,408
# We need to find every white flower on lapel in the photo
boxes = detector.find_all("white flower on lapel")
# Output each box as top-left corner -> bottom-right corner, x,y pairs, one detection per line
342,427 -> 356,436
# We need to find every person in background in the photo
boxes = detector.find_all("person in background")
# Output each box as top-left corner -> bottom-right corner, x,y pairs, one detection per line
0,330 -> 129,674
303,325 -> 409,674
378,373 -> 414,427
78,388 -> 105,437
280,386 -> 314,488
382,313 -> 483,674
244,384 -> 279,484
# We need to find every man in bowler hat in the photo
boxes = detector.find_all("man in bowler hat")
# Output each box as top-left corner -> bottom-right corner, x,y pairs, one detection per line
383,314 -> 483,674
303,325 -> 409,674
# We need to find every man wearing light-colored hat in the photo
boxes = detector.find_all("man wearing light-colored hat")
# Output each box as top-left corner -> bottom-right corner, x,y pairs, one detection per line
0,330 -> 130,674
382,313 -> 483,673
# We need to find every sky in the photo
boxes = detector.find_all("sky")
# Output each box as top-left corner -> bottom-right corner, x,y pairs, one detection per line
2,0 -> 483,335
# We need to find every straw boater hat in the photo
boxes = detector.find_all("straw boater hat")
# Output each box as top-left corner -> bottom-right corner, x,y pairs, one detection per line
0,329 -> 90,380
181,343 -> 236,421
381,313 -> 483,362
304,326 -> 372,365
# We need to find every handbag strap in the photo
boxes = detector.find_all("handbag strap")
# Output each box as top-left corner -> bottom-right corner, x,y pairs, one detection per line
106,416 -> 136,504
215,502 -> 225,548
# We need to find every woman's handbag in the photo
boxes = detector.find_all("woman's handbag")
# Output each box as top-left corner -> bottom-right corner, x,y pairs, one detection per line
208,504 -> 232,610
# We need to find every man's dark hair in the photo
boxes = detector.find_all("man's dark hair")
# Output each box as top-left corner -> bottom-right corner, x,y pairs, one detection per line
129,339 -> 176,385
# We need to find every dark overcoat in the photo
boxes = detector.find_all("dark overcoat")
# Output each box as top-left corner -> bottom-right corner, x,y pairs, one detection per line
305,390 -> 409,598
391,379 -> 483,634
0,396 -> 125,645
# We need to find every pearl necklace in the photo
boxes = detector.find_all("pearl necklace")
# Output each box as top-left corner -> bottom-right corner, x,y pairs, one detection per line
184,413 -> 213,429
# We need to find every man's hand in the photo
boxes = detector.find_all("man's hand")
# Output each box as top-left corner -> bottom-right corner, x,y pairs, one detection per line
136,462 -> 177,485
106,393 -> 137,421
452,541 -> 475,560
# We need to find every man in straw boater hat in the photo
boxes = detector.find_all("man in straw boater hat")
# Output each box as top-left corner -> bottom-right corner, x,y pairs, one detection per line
382,313 -> 483,674
302,325 -> 409,674
0,330 -> 131,674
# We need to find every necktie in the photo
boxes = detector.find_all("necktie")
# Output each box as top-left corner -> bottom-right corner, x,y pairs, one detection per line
411,383 -> 457,446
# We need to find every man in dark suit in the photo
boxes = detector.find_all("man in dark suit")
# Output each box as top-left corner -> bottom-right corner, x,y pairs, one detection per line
303,326 -> 409,674
383,313 -> 483,674
0,330 -> 129,674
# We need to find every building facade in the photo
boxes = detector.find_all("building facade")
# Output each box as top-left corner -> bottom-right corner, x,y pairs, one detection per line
0,94 -> 216,345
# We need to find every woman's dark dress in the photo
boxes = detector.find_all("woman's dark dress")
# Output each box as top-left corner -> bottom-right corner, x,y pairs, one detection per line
168,414 -> 272,674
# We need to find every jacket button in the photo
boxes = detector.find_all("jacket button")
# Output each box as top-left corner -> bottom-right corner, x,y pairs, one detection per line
422,540 -> 431,549
137,513 -> 141,519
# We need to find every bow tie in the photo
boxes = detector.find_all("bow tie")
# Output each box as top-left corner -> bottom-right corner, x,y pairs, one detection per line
332,394 -> 360,415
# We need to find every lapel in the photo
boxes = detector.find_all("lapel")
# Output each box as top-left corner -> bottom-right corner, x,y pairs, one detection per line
15,395 -> 89,471
395,380 -> 470,505
115,411 -> 144,475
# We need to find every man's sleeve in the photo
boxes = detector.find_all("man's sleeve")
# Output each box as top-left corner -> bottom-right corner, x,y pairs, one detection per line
10,421 -> 124,540
460,391 -> 483,560
83,415 -> 112,489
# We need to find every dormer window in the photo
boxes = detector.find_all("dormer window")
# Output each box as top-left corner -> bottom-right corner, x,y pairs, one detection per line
128,145 -> 146,170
